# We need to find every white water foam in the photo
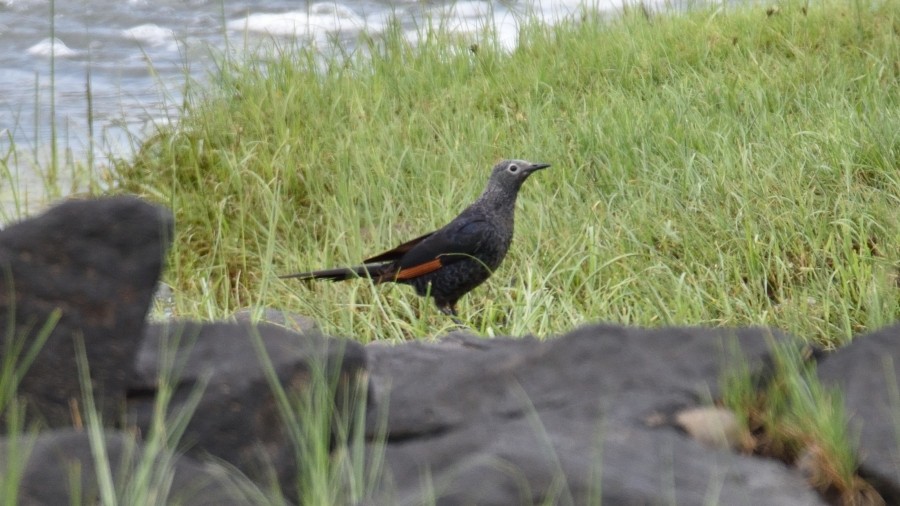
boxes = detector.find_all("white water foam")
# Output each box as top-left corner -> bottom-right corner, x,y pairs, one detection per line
26,38 -> 79,57
122,24 -> 176,48
226,3 -> 375,39
427,1 -> 521,51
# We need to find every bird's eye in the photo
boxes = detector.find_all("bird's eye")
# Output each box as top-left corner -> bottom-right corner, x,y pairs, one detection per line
508,164 -> 519,173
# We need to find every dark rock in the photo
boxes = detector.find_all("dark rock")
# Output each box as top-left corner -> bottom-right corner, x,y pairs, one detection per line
366,324 -> 824,505
0,196 -> 172,427
816,324 -> 900,503
128,320 -> 366,499
0,429 -> 261,505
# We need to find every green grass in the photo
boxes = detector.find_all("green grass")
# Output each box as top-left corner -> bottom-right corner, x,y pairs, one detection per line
721,340 -> 880,504
115,0 -> 900,345
0,307 -> 58,503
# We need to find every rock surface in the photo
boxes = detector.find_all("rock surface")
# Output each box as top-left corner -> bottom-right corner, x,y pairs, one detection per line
128,320 -> 367,498
0,196 -> 172,427
0,429 -> 259,506
816,323 -> 900,503
364,325 -> 826,505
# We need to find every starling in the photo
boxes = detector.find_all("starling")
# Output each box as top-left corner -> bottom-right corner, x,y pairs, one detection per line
282,159 -> 550,320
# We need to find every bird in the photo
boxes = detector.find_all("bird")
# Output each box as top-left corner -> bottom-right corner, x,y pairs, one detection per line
281,159 -> 551,321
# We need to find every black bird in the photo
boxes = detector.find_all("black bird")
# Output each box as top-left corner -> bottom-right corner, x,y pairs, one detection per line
281,159 -> 551,320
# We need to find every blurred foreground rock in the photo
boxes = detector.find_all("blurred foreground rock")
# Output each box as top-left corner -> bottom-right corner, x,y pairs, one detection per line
0,196 -> 171,427
364,325 -> 825,505
0,429 -> 255,506
817,324 -> 900,504
127,320 -> 366,496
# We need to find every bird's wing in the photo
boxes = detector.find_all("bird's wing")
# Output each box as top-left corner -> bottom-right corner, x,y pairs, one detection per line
387,219 -> 491,281
363,231 -> 436,264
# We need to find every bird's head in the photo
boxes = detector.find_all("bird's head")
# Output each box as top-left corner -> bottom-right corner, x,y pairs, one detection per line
489,159 -> 551,191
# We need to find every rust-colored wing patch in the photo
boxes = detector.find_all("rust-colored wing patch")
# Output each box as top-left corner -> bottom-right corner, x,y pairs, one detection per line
393,258 -> 443,280
364,231 -> 435,264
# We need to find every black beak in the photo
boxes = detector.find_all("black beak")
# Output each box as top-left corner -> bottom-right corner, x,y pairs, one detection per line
525,162 -> 551,174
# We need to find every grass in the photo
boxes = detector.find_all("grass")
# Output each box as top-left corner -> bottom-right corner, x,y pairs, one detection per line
721,340 -> 879,504
3,0 -> 900,503
0,306 -> 58,504
114,0 -> 900,346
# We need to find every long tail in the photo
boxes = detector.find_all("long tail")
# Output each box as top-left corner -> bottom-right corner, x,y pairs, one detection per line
280,264 -> 378,282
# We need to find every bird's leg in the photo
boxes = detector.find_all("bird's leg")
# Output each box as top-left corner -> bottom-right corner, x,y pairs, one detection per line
439,304 -> 465,327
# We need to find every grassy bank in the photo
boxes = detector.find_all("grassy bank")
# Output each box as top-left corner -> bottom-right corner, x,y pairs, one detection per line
116,0 -> 900,345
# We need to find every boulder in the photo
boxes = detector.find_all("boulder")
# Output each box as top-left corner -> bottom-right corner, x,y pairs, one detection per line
816,324 -> 900,503
0,196 -> 172,427
128,320 -> 366,499
365,324 -> 825,505
0,429 -> 261,505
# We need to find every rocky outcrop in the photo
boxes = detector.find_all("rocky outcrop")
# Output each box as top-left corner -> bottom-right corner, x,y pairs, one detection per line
0,429 -> 258,506
817,324 -> 900,503
0,196 -> 171,427
364,326 -> 825,505
127,320 -> 367,495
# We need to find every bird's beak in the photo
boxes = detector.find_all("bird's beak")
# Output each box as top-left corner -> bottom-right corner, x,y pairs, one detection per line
525,162 -> 551,174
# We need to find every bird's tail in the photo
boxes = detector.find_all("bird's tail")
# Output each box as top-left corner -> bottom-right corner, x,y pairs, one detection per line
280,265 -> 375,282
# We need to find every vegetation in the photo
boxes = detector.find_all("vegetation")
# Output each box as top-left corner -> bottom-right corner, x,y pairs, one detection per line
3,0 -> 899,503
114,0 -> 900,346
721,340 -> 879,504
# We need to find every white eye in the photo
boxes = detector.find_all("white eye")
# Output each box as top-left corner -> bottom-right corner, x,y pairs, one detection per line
508,164 -> 519,173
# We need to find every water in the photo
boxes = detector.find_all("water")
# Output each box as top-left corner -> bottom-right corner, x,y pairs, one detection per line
0,0 -> 648,212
